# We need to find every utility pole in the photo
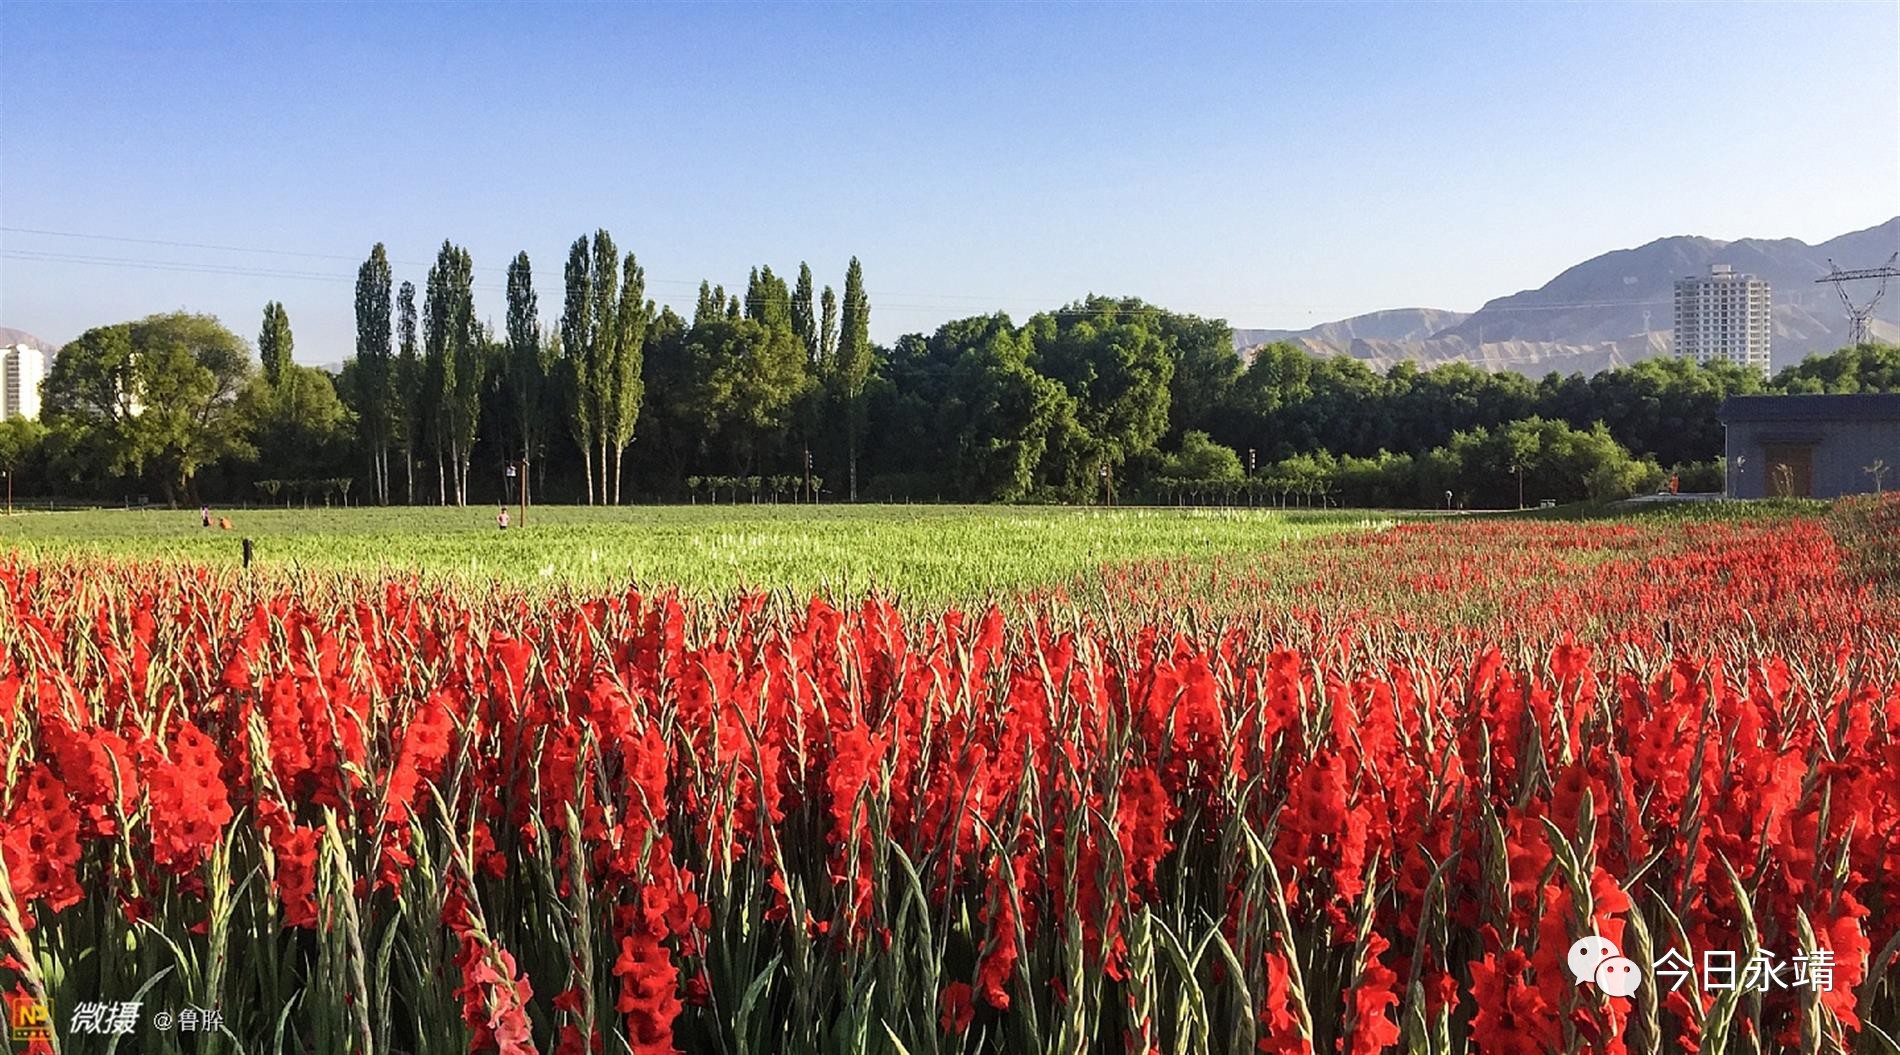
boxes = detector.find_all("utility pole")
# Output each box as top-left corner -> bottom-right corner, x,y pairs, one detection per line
519,457 -> 529,528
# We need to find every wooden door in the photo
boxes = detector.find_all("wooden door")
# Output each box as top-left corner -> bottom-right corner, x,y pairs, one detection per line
1762,444 -> 1814,498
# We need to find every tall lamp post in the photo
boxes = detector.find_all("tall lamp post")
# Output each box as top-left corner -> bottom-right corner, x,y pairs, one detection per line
505,461 -> 528,528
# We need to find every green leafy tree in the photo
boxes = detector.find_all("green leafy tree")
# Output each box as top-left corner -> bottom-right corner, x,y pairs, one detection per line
1559,356 -> 1761,468
684,315 -> 812,476
130,312 -> 255,502
239,364 -> 354,496
1502,419 -> 1540,509
1161,430 -> 1245,483
44,313 -> 255,503
42,325 -> 141,434
258,302 -> 294,386
353,244 -> 394,502
0,416 -> 46,508
1772,342 -> 1900,393
938,316 -> 1075,500
628,307 -> 697,488
1158,313 -> 1241,441
1025,296 -> 1174,497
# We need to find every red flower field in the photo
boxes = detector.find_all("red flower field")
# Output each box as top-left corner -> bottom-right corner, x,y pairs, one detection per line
3,499 -> 1898,1054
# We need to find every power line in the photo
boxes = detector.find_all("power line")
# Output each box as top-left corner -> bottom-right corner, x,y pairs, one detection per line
0,249 -> 512,294
0,225 -> 707,287
0,224 -> 1844,324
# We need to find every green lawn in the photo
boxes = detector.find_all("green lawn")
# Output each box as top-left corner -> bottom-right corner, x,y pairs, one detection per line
0,504 -> 1368,602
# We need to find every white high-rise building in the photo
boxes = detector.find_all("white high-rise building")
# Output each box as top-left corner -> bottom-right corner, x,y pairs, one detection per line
1,345 -> 45,420
1674,264 -> 1771,376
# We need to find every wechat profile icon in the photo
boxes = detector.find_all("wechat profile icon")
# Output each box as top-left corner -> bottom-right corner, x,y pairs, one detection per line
1568,935 -> 1643,997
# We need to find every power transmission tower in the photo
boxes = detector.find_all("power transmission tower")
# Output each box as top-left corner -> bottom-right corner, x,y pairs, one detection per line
1815,252 -> 1900,347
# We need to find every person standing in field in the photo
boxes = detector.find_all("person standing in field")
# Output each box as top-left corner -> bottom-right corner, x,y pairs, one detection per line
202,504 -> 212,528
498,505 -> 510,530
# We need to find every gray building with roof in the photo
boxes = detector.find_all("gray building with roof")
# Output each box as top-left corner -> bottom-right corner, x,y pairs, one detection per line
1719,394 -> 1900,499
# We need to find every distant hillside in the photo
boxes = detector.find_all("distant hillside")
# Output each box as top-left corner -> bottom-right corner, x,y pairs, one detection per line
0,327 -> 54,351
1236,217 -> 1900,376
1233,308 -> 1469,350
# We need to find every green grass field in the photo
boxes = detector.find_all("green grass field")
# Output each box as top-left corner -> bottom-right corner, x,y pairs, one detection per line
0,504 -> 1370,602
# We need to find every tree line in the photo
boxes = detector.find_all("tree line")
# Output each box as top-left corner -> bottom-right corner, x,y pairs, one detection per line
5,233 -> 1898,509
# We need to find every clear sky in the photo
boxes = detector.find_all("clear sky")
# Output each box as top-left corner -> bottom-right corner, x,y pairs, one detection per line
3,1 -> 1896,360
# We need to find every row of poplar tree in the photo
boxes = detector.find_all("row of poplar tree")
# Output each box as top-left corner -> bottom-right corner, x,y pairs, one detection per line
344,234 -> 874,507
16,268 -> 1888,507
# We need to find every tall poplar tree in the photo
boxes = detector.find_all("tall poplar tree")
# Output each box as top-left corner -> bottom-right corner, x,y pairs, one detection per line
745,266 -> 792,331
447,246 -> 482,505
395,280 -> 420,503
792,263 -> 817,364
834,258 -> 872,500
819,285 -> 839,370
504,252 -> 544,485
423,241 -> 478,505
589,230 -> 620,503
605,251 -> 648,504
258,302 -> 294,386
354,244 -> 394,503
559,236 -> 598,504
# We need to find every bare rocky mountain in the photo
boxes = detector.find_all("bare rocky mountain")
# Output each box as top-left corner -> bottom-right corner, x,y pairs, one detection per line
1237,217 -> 1900,376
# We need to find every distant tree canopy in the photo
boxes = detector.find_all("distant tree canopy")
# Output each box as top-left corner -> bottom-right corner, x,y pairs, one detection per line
42,312 -> 255,502
21,237 -> 1899,508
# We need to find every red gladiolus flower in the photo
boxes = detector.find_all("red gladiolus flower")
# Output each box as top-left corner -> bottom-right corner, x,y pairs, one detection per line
940,981 -> 975,1034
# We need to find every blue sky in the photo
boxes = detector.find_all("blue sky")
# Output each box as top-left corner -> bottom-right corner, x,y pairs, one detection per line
2,1 -> 1896,359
